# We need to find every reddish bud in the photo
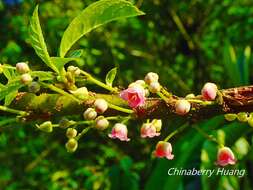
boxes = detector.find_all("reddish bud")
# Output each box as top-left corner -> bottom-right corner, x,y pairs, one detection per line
201,82 -> 217,101
175,99 -> 191,115
154,141 -> 174,160
216,147 -> 236,167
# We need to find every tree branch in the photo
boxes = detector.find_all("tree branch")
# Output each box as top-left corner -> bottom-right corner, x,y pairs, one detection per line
6,85 -> 253,121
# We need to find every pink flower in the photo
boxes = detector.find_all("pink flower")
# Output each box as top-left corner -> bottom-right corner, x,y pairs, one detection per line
154,141 -> 174,160
141,123 -> 160,138
201,82 -> 217,101
216,147 -> 236,167
120,86 -> 145,108
108,123 -> 130,141
175,99 -> 191,115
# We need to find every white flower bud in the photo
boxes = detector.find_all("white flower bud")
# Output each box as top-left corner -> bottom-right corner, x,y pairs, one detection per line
70,87 -> 88,100
145,72 -> 159,84
95,116 -> 109,130
175,99 -> 191,115
83,108 -> 97,120
65,138 -> 78,153
20,73 -> 32,84
16,62 -> 30,73
67,66 -> 80,76
148,81 -> 161,93
66,128 -> 78,139
94,99 -> 108,113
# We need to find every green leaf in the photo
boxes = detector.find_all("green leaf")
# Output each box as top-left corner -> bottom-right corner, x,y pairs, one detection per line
4,91 -> 18,106
2,66 -> 16,81
105,67 -> 117,87
0,81 -> 24,101
59,0 -> 145,57
29,5 -> 58,73
30,71 -> 54,81
51,57 -> 79,72
69,49 -> 84,58
223,41 -> 241,86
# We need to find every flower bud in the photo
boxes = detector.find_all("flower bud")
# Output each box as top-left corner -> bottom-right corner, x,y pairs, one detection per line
148,81 -> 161,93
16,62 -> 30,74
237,112 -> 248,122
216,146 -> 236,167
185,93 -> 195,99
59,118 -> 73,129
128,80 -> 146,88
175,99 -> 191,115
36,121 -> 53,133
224,114 -> 237,122
28,82 -> 40,93
151,119 -> 162,132
20,73 -> 32,84
141,123 -> 160,138
65,138 -> 78,153
248,116 -> 253,127
66,128 -> 77,139
94,99 -> 108,113
83,108 -> 97,120
108,123 -> 130,141
67,66 -> 80,76
70,87 -> 88,100
247,113 -> 253,127
144,72 -> 159,84
201,82 -> 217,101
154,141 -> 174,160
95,116 -> 109,130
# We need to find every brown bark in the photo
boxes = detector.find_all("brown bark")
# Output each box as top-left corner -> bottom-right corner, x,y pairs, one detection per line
9,85 -> 253,121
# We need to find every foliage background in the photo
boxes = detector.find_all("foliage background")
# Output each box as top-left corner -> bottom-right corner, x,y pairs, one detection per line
0,0 -> 253,189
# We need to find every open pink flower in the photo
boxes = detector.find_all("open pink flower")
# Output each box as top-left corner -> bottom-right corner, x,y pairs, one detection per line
216,147 -> 236,166
141,123 -> 160,138
154,141 -> 174,160
201,82 -> 217,101
108,123 -> 130,141
120,85 -> 145,108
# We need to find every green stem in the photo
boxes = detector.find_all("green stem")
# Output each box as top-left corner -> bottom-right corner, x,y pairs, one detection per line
164,122 -> 189,142
0,105 -> 28,116
80,70 -> 118,93
187,99 -> 215,105
107,102 -> 134,114
39,82 -> 81,103
161,87 -> 172,98
0,118 -> 17,127
192,125 -> 221,146
2,65 -> 16,70
157,92 -> 168,102
76,126 -> 91,140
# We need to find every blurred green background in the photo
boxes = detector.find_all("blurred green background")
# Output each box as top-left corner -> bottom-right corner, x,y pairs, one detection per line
1,0 -> 253,189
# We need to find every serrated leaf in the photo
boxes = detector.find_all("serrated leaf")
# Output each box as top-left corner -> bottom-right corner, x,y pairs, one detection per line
59,0 -> 145,57
51,57 -> 80,72
29,5 -> 58,73
105,67 -> 117,87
